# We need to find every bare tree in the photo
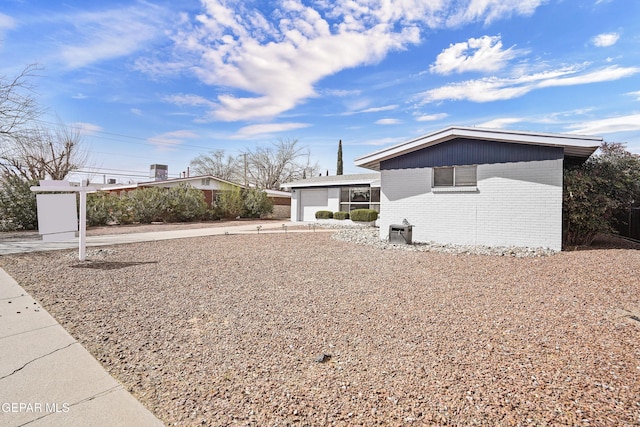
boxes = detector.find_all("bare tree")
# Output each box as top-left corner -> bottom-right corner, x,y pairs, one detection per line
0,65 -> 88,181
189,149 -> 242,182
0,64 -> 42,141
1,122 -> 89,181
246,138 -> 318,189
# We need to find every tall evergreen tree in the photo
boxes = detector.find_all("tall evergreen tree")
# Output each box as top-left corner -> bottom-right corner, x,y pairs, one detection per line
337,139 -> 343,175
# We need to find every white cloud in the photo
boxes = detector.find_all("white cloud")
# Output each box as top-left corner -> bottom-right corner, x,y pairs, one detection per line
165,94 -> 216,108
148,130 -> 199,150
155,0 -> 546,122
0,12 -> 15,29
233,122 -> 311,139
54,5 -> 169,69
446,0 -> 545,27
324,89 -> 361,97
591,32 -> 620,47
130,108 -> 143,116
69,122 -> 102,135
567,114 -> 640,135
627,91 -> 640,101
416,113 -> 448,122
430,35 -> 523,75
376,118 -> 402,125
361,105 -> 398,113
476,117 -> 523,128
418,65 -> 640,103
72,93 -> 88,100
0,12 -> 15,44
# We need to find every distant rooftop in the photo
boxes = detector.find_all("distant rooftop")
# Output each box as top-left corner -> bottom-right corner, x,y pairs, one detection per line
281,172 -> 380,189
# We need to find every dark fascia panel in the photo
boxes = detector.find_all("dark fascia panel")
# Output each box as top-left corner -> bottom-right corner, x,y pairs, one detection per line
380,138 -> 564,170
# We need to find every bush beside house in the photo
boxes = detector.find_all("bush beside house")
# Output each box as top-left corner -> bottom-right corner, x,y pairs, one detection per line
315,210 -> 333,219
333,211 -> 349,220
350,209 -> 378,222
88,184 -> 209,226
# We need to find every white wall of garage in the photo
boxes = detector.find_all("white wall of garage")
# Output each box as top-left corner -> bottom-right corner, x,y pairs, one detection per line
291,188 -> 340,221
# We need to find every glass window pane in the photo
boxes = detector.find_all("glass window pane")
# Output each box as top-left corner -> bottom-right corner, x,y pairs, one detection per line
339,203 -> 350,212
351,187 -> 370,202
340,188 -> 349,203
433,167 -> 454,187
371,188 -> 380,203
455,166 -> 477,186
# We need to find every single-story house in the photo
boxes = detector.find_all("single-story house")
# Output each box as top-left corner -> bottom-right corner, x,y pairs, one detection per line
101,175 -> 291,218
281,173 -> 380,222
354,126 -> 602,251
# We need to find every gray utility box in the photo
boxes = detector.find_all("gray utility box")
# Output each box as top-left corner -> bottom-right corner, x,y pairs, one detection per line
389,224 -> 413,244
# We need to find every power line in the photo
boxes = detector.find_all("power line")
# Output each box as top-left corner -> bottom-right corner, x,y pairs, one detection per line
32,118 -> 223,154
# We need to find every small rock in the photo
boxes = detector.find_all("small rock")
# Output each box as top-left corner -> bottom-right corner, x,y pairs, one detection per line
315,353 -> 331,363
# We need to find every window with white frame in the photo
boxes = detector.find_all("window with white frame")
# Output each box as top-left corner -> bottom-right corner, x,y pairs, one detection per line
339,186 -> 380,212
433,165 -> 477,187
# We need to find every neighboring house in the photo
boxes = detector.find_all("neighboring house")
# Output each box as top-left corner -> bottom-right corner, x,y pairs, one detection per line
354,126 -> 602,251
281,173 -> 380,222
101,175 -> 291,218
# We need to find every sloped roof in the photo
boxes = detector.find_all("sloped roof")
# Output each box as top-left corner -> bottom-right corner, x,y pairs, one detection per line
354,126 -> 602,171
138,174 -> 241,188
264,189 -> 291,198
281,172 -> 381,189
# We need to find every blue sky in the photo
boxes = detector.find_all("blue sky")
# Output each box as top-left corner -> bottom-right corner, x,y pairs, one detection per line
1,0 -> 639,182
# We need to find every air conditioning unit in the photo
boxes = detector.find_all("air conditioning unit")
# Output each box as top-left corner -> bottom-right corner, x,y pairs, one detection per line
150,164 -> 168,181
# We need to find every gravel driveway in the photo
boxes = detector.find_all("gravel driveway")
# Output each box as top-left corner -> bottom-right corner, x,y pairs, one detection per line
0,231 -> 639,426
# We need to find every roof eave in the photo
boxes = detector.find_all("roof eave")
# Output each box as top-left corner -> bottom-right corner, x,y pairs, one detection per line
354,126 -> 602,170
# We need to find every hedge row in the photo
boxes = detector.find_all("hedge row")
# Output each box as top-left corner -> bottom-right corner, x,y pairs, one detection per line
87,184 -> 273,226
87,184 -> 209,226
315,209 -> 378,222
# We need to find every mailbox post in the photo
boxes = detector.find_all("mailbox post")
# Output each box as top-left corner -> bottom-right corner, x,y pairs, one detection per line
30,180 -> 93,261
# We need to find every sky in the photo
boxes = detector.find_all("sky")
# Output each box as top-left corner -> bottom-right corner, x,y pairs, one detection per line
1,0 -> 639,183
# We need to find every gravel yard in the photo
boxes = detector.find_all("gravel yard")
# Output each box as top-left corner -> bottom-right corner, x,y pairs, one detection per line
1,230 -> 639,426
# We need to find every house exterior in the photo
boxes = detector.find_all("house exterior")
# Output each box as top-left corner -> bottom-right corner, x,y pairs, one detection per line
281,173 -> 380,222
101,175 -> 291,218
354,126 -> 602,251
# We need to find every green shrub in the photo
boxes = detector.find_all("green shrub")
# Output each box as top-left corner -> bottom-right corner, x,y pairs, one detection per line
215,185 -> 244,218
87,191 -> 123,226
125,186 -> 165,223
242,188 -> 273,218
315,210 -> 333,219
333,211 -> 349,220
164,184 -> 208,222
0,176 -> 38,231
350,209 -> 378,222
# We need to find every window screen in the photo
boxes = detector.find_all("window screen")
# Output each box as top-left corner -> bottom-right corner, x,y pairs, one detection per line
433,167 -> 454,187
454,166 -> 477,186
433,166 -> 477,187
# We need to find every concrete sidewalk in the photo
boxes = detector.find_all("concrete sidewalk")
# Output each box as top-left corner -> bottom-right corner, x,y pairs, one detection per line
0,221 -> 329,256
0,268 -> 163,426
0,221 -> 330,426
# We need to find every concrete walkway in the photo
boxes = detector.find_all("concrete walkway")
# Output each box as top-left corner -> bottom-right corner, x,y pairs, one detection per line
0,221 -> 329,426
0,221 -> 329,256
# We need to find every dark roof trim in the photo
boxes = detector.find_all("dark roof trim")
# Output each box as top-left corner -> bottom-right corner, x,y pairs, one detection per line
355,126 -> 602,171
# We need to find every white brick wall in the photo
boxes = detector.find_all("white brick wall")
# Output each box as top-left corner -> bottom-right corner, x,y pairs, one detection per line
380,159 -> 563,250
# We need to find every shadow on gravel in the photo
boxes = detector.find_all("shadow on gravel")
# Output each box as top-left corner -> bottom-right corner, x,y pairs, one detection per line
565,233 -> 640,251
69,261 -> 159,271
